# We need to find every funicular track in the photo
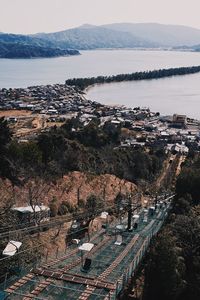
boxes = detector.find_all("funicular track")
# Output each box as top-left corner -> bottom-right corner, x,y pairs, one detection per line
3,196 -> 174,300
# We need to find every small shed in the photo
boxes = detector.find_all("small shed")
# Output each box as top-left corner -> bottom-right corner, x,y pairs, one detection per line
12,205 -> 50,224
3,241 -> 22,257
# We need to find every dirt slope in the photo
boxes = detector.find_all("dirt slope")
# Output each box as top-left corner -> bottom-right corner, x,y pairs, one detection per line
1,172 -> 137,208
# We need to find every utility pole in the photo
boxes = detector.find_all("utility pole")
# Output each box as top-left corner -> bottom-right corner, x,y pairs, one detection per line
127,194 -> 133,231
77,187 -> 80,206
103,186 -> 106,202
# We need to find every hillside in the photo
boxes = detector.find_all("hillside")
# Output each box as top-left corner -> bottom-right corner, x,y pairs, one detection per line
192,44 -> 200,51
0,33 -> 79,58
1,171 -> 137,208
34,23 -> 200,49
102,23 -> 200,47
0,33 -> 56,47
2,23 -> 200,54
141,153 -> 200,300
0,42 -> 79,58
33,25 -> 156,49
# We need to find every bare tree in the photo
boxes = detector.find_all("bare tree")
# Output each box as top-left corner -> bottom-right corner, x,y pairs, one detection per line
25,178 -> 50,226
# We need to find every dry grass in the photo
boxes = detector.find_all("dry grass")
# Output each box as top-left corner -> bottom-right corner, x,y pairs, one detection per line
0,110 -> 32,117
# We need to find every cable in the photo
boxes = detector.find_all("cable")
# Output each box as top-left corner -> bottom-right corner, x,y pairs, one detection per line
0,224 -> 90,263
0,202 -> 145,263
0,205 -> 112,239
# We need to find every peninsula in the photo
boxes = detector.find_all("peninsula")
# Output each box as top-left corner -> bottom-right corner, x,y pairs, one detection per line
65,65 -> 200,90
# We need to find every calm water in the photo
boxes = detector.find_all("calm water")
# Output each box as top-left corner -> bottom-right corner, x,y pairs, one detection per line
87,72 -> 200,119
1,50 -> 200,118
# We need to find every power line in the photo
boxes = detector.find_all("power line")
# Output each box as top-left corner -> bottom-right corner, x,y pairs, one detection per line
0,200 -> 146,263
0,196 -> 141,240
0,204 -> 114,239
0,225 -> 90,263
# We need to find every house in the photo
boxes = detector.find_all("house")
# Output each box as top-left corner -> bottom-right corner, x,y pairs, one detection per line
3,241 -> 22,257
111,120 -> 121,126
171,143 -> 189,155
12,205 -> 50,224
6,117 -> 17,123
172,114 -> 187,128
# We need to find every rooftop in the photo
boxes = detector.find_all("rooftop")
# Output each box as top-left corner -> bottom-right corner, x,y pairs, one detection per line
12,205 -> 50,213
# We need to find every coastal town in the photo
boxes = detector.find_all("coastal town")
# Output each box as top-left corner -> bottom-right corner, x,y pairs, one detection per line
0,83 -> 199,155
2,1 -> 200,299
0,82 -> 181,299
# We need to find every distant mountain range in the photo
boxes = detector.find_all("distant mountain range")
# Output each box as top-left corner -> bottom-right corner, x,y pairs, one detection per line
2,23 -> 200,58
33,24 -> 155,49
34,23 -> 200,49
101,23 -> 200,47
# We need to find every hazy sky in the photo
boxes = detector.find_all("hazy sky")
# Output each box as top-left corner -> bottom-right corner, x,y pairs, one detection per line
1,0 -> 200,34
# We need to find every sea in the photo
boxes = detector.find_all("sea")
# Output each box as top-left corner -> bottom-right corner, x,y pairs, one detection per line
1,49 -> 200,118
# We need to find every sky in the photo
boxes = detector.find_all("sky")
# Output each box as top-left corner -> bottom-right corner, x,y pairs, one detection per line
1,0 -> 200,34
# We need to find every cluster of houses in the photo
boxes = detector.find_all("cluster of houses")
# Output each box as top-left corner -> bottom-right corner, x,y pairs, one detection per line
1,83 -> 200,154
0,84 -> 89,115
114,111 -> 199,154
80,105 -> 199,155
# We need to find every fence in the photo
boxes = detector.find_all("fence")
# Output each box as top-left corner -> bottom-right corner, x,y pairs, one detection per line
0,198 -> 173,300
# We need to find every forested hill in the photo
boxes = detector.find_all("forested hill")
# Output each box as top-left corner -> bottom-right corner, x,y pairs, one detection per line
34,23 -> 200,48
142,153 -> 200,300
65,65 -> 200,90
3,23 -> 200,56
0,117 -> 164,185
0,42 -> 79,58
33,25 -> 155,50
0,33 -> 79,58
102,23 -> 200,47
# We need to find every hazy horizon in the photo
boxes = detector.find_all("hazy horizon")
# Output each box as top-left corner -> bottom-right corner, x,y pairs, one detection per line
2,22 -> 200,36
1,0 -> 200,34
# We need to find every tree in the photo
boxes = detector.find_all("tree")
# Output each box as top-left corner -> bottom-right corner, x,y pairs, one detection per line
176,168 -> 200,204
49,197 -> 58,217
8,141 -> 43,179
114,192 -> 124,215
0,117 -> 15,181
85,194 -> 104,216
58,201 -> 69,215
172,208 -> 200,300
37,133 -> 54,166
24,179 -> 50,225
173,195 -> 192,215
143,229 -> 185,300
0,117 -> 12,150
